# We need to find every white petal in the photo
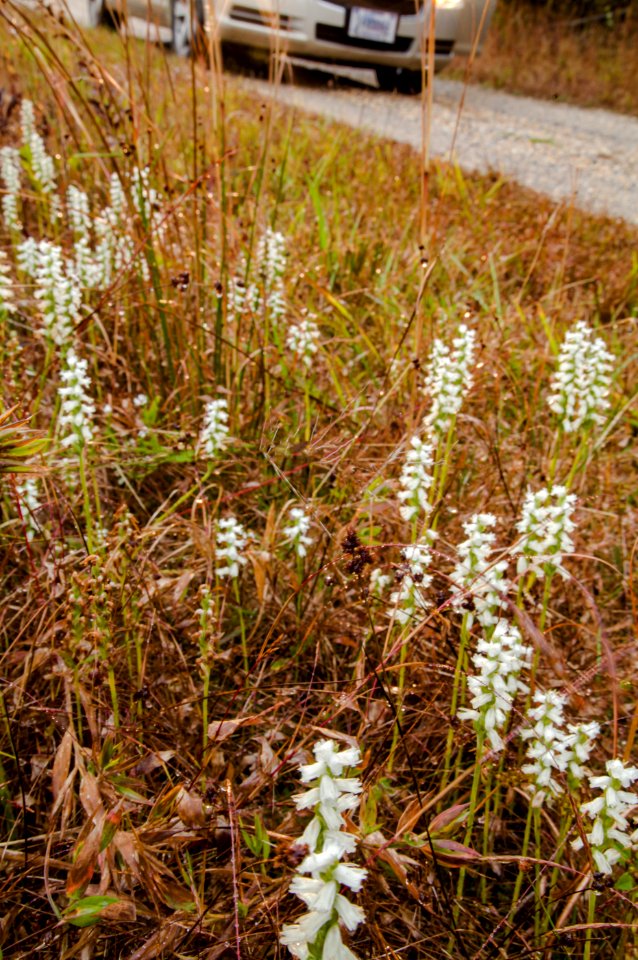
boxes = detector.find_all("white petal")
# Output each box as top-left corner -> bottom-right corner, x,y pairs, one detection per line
333,863 -> 367,892
335,894 -> 366,932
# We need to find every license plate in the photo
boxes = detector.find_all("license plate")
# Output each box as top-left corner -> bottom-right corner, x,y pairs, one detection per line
348,7 -> 398,44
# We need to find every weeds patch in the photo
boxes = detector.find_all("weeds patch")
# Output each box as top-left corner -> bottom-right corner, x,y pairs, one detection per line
1,5 -> 638,959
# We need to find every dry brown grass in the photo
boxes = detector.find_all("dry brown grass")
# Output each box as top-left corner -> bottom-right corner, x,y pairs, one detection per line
446,2 -> 638,115
0,5 -> 637,959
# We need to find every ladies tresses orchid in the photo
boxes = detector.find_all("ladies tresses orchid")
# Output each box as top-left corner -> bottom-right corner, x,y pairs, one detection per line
57,349 -> 96,452
397,434 -> 434,522
514,485 -> 577,580
573,758 -> 638,875
548,320 -> 614,433
389,532 -> 436,626
449,513 -> 509,630
214,516 -> 250,579
458,620 -> 532,752
283,506 -> 314,558
422,323 -> 476,437
287,314 -> 320,369
199,398 -> 230,459
281,739 -> 366,960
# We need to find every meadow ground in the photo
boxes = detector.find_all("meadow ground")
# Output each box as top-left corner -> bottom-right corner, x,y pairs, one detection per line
1,6 -> 638,959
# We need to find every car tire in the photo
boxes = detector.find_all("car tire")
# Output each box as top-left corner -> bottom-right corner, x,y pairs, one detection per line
375,66 -> 421,95
171,0 -> 204,57
86,0 -> 123,29
85,0 -> 106,27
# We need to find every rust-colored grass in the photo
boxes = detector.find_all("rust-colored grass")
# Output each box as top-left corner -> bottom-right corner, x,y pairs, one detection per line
446,2 -> 638,116
0,5 -> 637,959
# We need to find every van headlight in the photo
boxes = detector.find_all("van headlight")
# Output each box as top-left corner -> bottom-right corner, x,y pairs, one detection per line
436,0 -> 464,8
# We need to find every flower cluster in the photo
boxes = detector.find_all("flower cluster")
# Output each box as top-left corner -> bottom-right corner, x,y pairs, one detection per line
369,567 -> 392,597
20,239 -> 82,346
57,349 -> 96,451
283,506 -> 314,558
287,314 -> 321,369
521,690 -> 570,806
0,250 -> 15,317
199,398 -> 230,459
131,165 -> 164,236
458,620 -> 532,752
257,226 -> 286,318
281,739 -> 366,960
548,320 -> 614,433
0,146 -> 21,230
565,720 -> 600,787
215,516 -> 250,579
17,477 -> 41,541
423,323 -> 477,436
389,532 -> 436,626
521,690 -> 599,805
449,513 -> 509,630
573,758 -> 638,874
397,434 -> 434,522
514,485 -> 577,580
21,99 -> 56,197
67,185 -> 99,287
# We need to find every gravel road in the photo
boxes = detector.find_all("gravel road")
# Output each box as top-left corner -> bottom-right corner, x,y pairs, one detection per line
245,69 -> 638,226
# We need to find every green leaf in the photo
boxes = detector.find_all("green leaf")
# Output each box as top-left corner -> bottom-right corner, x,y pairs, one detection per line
615,871 -> 634,891
63,895 -> 120,927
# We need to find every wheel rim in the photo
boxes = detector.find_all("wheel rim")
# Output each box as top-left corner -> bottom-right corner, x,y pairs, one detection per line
172,0 -> 192,55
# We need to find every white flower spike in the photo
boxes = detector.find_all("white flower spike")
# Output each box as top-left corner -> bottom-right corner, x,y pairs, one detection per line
215,516 -> 250,579
57,349 -> 96,452
397,434 -> 434,522
281,739 -> 366,960
283,506 -> 314,558
449,513 -> 509,631
458,619 -> 532,752
548,320 -> 614,433
573,758 -> 638,875
423,323 -> 477,437
199,398 -> 230,460
514,485 -> 577,581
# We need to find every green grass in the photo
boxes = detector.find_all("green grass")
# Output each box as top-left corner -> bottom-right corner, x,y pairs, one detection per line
1,6 -> 638,959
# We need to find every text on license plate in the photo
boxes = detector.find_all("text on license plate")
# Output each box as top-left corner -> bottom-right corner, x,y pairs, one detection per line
348,7 -> 399,44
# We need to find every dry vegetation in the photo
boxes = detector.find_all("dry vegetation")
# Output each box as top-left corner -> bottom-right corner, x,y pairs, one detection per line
446,1 -> 638,115
1,4 -> 638,959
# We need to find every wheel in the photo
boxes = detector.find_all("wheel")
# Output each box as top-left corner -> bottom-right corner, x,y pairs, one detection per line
171,0 -> 204,57
85,0 -> 106,28
86,0 -> 122,29
375,66 -> 422,95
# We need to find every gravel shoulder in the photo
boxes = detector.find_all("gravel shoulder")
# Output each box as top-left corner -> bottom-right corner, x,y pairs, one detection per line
245,71 -> 638,226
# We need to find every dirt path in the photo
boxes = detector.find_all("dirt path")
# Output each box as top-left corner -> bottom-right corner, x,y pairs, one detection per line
245,70 -> 638,226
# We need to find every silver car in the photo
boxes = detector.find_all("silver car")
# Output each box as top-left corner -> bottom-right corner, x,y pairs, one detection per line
90,0 -> 466,90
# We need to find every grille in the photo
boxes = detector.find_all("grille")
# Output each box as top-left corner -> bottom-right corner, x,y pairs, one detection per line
229,5 -> 294,30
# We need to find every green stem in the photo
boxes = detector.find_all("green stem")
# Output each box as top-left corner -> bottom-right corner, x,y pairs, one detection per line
454,731 -> 485,916
511,798 -> 534,910
584,888 -> 596,960
78,448 -> 94,553
441,612 -> 471,792
387,627 -> 409,774
234,578 -> 248,674
202,664 -> 211,749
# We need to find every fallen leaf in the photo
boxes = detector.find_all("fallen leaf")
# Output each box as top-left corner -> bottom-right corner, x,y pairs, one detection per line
52,729 -> 74,803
